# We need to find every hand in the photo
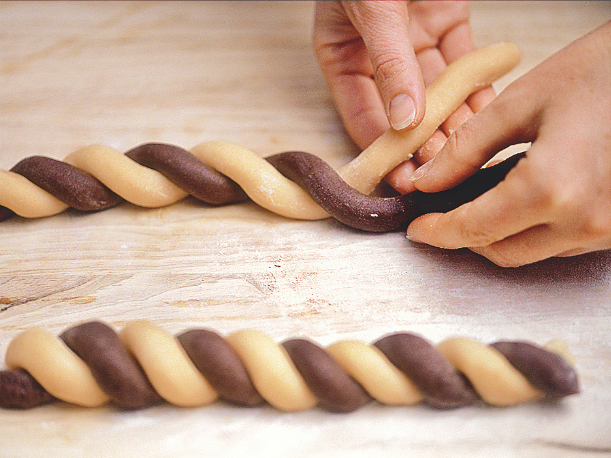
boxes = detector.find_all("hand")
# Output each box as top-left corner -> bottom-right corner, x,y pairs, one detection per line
408,22 -> 611,267
313,1 -> 495,192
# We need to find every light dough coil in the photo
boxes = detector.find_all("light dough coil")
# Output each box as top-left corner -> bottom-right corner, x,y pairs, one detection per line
0,320 -> 579,412
0,43 -> 523,232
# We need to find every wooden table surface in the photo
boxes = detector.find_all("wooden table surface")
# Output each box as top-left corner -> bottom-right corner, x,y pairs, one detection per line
1,2 -> 610,457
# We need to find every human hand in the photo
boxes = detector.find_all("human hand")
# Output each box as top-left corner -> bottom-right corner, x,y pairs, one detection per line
408,22 -> 611,267
313,1 -> 495,192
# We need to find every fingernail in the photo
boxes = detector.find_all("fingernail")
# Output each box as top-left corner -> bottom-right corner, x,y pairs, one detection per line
405,228 -> 423,243
389,94 -> 416,130
409,158 -> 433,182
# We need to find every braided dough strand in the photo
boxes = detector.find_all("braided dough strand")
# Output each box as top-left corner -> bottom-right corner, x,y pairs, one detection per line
1,321 -> 579,411
325,340 -> 422,405
190,141 -> 329,220
226,330 -> 318,411
0,42 -> 521,226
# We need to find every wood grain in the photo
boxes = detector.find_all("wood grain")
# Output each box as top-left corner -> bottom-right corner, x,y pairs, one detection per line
1,2 -> 610,457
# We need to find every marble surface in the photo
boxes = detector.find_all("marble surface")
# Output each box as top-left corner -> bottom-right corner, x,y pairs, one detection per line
1,2 -> 610,457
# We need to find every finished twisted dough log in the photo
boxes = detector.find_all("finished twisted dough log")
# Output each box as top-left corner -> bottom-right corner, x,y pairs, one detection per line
0,320 -> 579,412
0,43 -> 522,231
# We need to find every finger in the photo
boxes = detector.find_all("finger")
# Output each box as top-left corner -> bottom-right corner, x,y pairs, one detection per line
410,47 -> 450,164
343,1 -> 426,131
414,129 -> 448,164
437,18 -> 496,133
327,72 -> 389,150
385,128 -> 445,194
406,157 -> 550,250
413,40 -> 490,155
313,2 -> 388,149
414,46 -> 466,135
465,86 -> 496,114
384,159 -> 419,194
441,103 -> 474,137
410,86 -> 540,193
385,127 -> 446,194
469,225 -> 590,268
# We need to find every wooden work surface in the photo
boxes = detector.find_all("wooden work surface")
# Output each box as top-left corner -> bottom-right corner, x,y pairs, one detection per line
1,2 -> 610,457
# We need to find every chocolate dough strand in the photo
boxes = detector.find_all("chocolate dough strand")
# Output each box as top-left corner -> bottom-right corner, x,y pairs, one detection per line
408,152 -> 526,215
60,321 -> 163,409
0,206 -> 13,222
10,156 -> 122,211
125,143 -> 248,205
373,333 -> 478,408
282,338 -> 372,412
177,329 -> 264,407
0,370 -> 55,409
491,341 -> 580,399
266,151 -> 413,232
267,151 -> 526,232
1,43 -> 523,223
0,147 -> 524,231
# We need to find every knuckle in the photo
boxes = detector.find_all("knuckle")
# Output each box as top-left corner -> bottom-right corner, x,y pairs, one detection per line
459,226 -> 497,247
529,175 -> 610,241
574,213 -> 611,241
519,161 -> 574,213
444,127 -> 484,170
450,206 -> 500,247
373,54 -> 407,90
485,250 -> 525,268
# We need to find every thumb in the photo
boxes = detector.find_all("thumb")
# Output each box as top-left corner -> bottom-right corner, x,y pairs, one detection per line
343,2 -> 425,131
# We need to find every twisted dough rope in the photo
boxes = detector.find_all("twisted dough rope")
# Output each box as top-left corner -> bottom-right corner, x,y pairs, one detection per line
0,43 -> 522,231
1,320 -> 579,412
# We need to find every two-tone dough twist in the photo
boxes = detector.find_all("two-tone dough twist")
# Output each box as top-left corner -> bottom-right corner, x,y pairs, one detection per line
0,320 -> 579,412
0,43 -> 523,232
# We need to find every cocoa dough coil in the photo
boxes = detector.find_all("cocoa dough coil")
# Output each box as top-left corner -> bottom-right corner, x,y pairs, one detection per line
0,320 -> 579,412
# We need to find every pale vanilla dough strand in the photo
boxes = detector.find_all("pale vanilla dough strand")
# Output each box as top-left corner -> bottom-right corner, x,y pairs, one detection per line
226,329 -> 318,411
119,321 -> 217,407
190,42 -> 521,218
326,340 -> 422,405
190,141 -> 329,220
65,145 -> 188,208
5,328 -> 109,407
437,338 -> 543,405
339,42 -> 522,194
0,170 -> 69,218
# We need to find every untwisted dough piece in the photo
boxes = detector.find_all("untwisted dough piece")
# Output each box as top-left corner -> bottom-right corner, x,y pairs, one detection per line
0,42 -> 522,229
0,320 -> 579,412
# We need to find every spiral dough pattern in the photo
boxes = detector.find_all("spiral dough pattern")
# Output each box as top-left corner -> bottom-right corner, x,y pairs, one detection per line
0,43 -> 523,232
0,320 -> 579,412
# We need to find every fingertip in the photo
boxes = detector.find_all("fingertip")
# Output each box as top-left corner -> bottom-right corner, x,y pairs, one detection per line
406,213 -> 440,244
408,158 -> 435,186
384,159 -> 418,194
414,130 -> 447,164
